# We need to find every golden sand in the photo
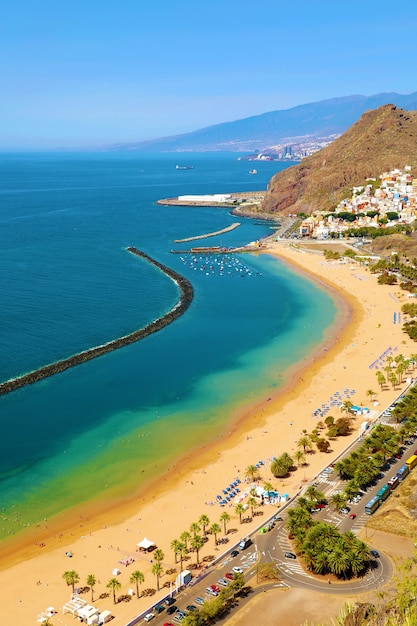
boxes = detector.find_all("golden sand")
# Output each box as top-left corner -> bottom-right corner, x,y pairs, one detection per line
0,241 -> 412,625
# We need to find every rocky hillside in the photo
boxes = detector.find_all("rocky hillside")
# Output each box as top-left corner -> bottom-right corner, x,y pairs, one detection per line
262,105 -> 417,216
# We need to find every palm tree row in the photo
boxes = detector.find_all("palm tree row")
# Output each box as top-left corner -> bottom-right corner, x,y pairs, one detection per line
62,569 -> 146,604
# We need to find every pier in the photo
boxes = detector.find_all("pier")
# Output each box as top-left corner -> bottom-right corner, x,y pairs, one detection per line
173,222 -> 241,243
0,248 -> 193,396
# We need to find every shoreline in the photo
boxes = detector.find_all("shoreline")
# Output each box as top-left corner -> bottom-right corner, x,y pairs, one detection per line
0,241 -> 411,625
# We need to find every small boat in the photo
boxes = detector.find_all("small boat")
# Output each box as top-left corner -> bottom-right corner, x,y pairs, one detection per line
176,165 -> 194,170
249,169 -> 257,174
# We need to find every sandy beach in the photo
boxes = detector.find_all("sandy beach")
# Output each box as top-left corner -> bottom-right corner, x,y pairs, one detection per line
0,240 -> 413,626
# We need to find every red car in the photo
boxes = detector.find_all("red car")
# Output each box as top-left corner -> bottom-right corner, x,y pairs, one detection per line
225,572 -> 234,580
349,513 -> 356,519
315,503 -> 325,510
210,584 -> 220,593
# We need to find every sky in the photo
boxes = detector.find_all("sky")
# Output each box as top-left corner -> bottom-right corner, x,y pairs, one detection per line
1,0 -> 417,150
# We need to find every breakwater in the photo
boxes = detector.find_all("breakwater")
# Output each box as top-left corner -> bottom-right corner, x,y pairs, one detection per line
0,248 -> 193,396
173,222 -> 241,243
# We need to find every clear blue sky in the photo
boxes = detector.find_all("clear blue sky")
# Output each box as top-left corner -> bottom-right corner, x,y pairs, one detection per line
2,0 -> 416,149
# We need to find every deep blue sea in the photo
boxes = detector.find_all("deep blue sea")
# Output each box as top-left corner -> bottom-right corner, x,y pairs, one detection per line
0,152 -> 337,538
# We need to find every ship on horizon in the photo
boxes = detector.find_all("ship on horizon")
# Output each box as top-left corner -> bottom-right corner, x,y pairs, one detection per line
176,164 -> 194,170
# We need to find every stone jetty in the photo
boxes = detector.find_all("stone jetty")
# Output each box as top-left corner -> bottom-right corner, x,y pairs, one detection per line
0,248 -> 194,396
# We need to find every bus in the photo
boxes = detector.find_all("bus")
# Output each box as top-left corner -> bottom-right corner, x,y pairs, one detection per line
405,454 -> 417,470
376,484 -> 390,502
365,496 -> 381,515
397,464 -> 410,481
388,475 -> 399,490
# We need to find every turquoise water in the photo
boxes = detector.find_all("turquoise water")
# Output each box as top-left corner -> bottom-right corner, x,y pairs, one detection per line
0,153 -> 337,537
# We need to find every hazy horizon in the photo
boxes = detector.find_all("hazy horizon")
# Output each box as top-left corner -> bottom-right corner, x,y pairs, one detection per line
2,0 -> 417,150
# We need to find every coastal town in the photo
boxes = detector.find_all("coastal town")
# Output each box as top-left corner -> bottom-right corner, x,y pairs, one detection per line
297,166 -> 417,239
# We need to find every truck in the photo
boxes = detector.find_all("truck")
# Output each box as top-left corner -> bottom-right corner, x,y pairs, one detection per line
176,569 -> 192,587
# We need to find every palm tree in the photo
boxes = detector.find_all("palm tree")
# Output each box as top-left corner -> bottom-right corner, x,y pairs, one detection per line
106,577 -> 121,604
209,522 -> 221,546
177,541 -> 188,573
245,464 -> 261,483
263,481 -> 274,502
62,570 -> 80,593
297,435 -> 312,454
341,400 -> 353,416
235,502 -> 245,524
366,389 -> 376,402
151,562 -> 163,591
376,370 -> 385,389
190,534 -> 204,566
171,539 -> 182,563
294,450 -> 306,467
189,521 -> 201,538
129,570 -> 144,599
180,530 -> 191,551
329,492 -> 347,512
304,485 -> 324,503
199,514 -> 210,537
220,511 -> 230,535
153,548 -> 164,564
86,574 -> 96,602
247,496 -> 257,518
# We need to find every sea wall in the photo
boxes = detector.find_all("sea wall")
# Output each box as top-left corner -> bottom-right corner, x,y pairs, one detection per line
0,248 -> 193,396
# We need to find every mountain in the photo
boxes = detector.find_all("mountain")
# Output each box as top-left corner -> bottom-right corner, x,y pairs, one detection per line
261,104 -> 417,216
111,93 -> 417,152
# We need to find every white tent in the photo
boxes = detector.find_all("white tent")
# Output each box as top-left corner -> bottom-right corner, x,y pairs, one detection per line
137,537 -> 155,551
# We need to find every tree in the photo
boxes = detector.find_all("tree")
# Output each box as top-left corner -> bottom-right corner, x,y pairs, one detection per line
247,496 -> 257,518
151,562 -> 163,591
177,542 -> 188,573
62,570 -> 80,593
376,370 -> 386,389
129,570 -> 144,599
245,464 -> 261,483
297,435 -> 313,454
190,521 -> 201,538
153,548 -> 164,564
107,577 -> 121,604
294,450 -> 306,466
180,530 -> 191,551
209,522 -> 221,546
199,514 -> 210,538
190,534 -> 204,566
86,574 -> 96,602
220,511 -> 230,535
235,503 -> 245,524
341,400 -> 353,416
330,492 -> 347,512
171,539 -> 182,563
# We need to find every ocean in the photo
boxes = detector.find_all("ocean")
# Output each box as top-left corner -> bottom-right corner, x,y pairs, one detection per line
0,152 -> 337,540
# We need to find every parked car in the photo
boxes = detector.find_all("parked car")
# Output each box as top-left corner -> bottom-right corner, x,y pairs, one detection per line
230,549 -> 239,557
225,572 -> 234,580
144,614 -> 155,622
154,605 -> 165,614
232,566 -> 243,574
273,515 -> 283,522
166,606 -> 177,615
315,503 -> 325,509
340,507 -> 350,514
165,597 -> 176,606
349,513 -> 357,519
186,605 -> 197,612
210,584 -> 220,593
284,552 -> 296,559
195,597 -> 205,605
206,587 -> 219,597
218,578 -> 229,587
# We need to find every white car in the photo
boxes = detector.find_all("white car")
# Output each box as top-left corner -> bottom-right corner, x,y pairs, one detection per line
232,566 -> 243,574
144,613 -> 155,622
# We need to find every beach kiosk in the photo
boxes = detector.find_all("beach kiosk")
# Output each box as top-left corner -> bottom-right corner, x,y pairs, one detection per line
77,604 -> 99,624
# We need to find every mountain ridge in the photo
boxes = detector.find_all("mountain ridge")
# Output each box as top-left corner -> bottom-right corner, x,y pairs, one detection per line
110,92 -> 417,153
261,104 -> 417,216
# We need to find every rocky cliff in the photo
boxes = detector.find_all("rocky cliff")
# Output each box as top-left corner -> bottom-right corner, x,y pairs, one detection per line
261,105 -> 417,216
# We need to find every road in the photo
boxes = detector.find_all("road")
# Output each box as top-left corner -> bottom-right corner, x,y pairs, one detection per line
131,391 -> 416,624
